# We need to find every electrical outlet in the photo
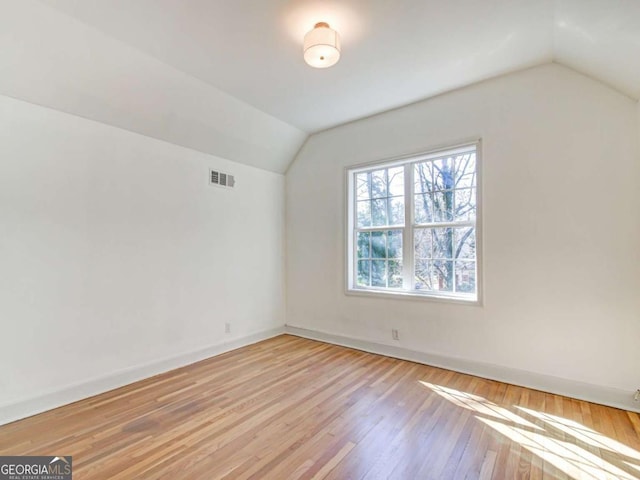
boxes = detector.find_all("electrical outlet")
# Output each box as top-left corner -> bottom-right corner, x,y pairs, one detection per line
392,329 -> 399,341
225,322 -> 231,334
634,389 -> 640,402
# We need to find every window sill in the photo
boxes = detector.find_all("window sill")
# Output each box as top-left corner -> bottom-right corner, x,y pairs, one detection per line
345,287 -> 482,306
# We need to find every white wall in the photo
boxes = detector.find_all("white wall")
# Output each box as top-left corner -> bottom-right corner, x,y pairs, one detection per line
286,64 -> 640,402
0,95 -> 285,412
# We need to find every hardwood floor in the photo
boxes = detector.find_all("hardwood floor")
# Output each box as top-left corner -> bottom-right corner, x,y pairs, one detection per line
1,335 -> 639,479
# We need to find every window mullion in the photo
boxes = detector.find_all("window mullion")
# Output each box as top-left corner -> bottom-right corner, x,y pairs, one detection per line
412,220 -> 475,229
354,173 -> 358,288
402,164 -> 413,290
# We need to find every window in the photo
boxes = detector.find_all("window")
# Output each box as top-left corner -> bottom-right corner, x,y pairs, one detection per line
347,142 -> 480,302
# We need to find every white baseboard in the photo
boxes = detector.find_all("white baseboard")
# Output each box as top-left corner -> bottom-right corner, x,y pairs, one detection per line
0,326 -> 285,426
4,324 -> 635,427
285,325 -> 640,413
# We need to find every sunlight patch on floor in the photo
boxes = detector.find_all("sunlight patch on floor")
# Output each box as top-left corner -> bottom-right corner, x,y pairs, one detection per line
479,417 -> 637,480
419,381 -> 541,430
419,381 -> 640,480
517,406 -> 640,462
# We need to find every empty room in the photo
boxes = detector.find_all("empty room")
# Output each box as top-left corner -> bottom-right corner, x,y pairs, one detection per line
1,1 -> 639,479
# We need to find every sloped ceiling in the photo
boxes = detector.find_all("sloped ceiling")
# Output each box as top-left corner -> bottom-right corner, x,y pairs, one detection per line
2,0 -> 639,173
0,0 -> 306,173
555,0 -> 640,100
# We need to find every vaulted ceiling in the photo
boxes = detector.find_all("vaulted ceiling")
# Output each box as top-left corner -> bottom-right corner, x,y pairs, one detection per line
2,0 -> 639,173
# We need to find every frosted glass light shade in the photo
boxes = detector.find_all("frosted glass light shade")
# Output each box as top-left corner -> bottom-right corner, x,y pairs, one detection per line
303,22 -> 341,68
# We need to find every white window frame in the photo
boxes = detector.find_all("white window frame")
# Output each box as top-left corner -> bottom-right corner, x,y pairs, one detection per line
345,140 -> 483,305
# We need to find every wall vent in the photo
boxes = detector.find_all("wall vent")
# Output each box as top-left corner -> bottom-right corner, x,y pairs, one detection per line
210,169 -> 235,188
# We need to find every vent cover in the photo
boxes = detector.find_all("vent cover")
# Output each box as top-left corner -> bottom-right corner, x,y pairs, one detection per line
210,169 -> 235,188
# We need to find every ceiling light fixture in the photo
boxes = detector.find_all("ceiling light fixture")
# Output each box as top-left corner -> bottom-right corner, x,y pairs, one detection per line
303,22 -> 341,68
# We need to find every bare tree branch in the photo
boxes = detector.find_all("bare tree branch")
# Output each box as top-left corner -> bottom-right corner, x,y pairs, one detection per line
455,228 -> 474,260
